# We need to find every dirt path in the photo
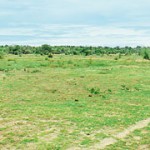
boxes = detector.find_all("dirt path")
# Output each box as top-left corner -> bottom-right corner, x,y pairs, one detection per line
67,117 -> 150,150
90,138 -> 117,150
114,118 -> 150,139
88,117 -> 150,150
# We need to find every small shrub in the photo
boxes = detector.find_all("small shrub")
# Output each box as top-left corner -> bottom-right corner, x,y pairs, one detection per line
118,53 -> 122,59
67,60 -> 73,64
101,95 -> 106,99
24,68 -> 27,72
47,53 -> 53,58
107,89 -> 112,93
114,56 -> 119,60
89,87 -> 100,95
45,57 -> 49,60
31,69 -> 41,73
121,85 -> 130,91
114,53 -> 121,60
143,50 -> 150,60
0,68 -> 5,71
51,89 -> 57,93
0,52 -> 5,59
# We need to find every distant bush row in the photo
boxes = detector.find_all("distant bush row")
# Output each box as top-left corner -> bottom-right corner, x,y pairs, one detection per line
0,44 -> 150,60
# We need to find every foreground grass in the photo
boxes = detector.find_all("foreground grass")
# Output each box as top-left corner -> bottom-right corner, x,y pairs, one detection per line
0,54 -> 150,149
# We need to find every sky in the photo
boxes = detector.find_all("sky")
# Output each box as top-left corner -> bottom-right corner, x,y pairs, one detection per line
0,0 -> 150,46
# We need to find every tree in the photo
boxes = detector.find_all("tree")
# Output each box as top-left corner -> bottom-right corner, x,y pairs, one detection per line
40,44 -> 52,55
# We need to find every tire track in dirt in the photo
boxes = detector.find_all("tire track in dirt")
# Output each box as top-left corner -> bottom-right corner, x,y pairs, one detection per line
114,118 -> 150,139
89,117 -> 150,150
67,117 -> 150,150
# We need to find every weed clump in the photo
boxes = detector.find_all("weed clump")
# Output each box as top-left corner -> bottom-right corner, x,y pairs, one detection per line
31,69 -> 41,73
114,53 -> 121,60
45,53 -> 53,60
47,53 -> 53,58
121,85 -> 130,91
89,87 -> 100,95
45,57 -> 49,60
114,57 -> 119,60
107,89 -> 112,93
7,58 -> 16,62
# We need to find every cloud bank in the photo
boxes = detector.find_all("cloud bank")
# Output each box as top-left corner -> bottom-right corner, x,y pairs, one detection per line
0,0 -> 150,46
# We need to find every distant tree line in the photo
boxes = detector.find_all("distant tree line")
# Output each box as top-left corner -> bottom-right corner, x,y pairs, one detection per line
0,44 -> 149,59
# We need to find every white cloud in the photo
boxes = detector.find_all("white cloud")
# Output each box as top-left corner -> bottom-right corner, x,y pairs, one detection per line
0,0 -> 150,46
0,28 -> 36,36
0,24 -> 150,46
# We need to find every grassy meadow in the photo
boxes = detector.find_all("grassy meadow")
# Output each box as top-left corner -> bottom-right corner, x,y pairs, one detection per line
0,54 -> 150,149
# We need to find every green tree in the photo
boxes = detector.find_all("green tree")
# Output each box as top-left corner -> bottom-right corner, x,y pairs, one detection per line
40,44 -> 52,55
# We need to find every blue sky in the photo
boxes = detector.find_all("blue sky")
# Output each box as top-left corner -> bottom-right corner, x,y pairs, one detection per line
0,0 -> 150,46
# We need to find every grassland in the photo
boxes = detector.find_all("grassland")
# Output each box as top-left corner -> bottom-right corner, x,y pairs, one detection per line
0,54 -> 150,150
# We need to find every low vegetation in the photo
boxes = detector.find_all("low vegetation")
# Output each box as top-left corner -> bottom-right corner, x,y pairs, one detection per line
0,51 -> 150,149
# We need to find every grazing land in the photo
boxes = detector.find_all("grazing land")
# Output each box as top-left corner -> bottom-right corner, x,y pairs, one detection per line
0,54 -> 150,149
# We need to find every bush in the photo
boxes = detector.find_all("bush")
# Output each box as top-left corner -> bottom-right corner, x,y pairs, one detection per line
118,53 -> 122,58
143,50 -> 150,60
89,87 -> 100,95
0,51 -> 5,59
45,57 -> 49,60
48,53 -> 53,58
114,56 -> 119,60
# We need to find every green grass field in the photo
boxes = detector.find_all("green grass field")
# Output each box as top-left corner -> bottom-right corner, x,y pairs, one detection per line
0,54 -> 150,150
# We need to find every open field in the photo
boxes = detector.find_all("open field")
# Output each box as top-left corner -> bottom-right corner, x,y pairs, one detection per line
0,54 -> 150,149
